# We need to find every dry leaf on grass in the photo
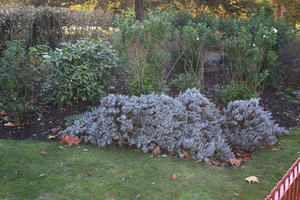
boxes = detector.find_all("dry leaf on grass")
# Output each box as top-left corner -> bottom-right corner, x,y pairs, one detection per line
59,146 -> 66,150
40,152 -> 48,155
211,165 -> 222,169
172,174 -> 178,180
245,176 -> 259,183
39,174 -> 48,177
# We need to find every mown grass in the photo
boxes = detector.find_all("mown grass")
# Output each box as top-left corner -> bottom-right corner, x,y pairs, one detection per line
0,127 -> 299,200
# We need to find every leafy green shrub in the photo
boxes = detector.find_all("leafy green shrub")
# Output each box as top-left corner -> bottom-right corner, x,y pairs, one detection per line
169,73 -> 202,92
113,10 -> 175,96
215,83 -> 259,104
41,38 -> 118,107
0,40 -> 35,123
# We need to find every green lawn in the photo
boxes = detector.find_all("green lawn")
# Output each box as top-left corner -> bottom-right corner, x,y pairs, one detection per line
0,128 -> 299,200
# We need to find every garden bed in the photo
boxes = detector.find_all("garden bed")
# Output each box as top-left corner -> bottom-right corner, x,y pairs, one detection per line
1,85 -> 299,142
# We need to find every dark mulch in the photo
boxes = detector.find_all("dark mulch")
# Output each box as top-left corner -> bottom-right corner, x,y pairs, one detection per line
0,103 -> 88,142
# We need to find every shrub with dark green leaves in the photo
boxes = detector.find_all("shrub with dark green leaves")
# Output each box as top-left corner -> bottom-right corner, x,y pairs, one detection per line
0,40 -> 35,123
41,38 -> 118,107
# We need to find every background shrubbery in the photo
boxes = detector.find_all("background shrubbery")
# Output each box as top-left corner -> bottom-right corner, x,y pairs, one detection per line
112,10 -> 175,96
0,41 -> 36,123
0,5 -> 112,53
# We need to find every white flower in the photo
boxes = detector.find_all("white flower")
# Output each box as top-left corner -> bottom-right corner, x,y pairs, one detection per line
253,44 -> 256,47
273,28 -> 278,33
196,37 -> 199,41
42,55 -> 51,59
263,35 -> 266,38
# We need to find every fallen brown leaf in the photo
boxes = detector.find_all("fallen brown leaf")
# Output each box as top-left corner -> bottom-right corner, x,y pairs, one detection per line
60,134 -> 82,147
172,174 -> 178,180
40,152 -> 48,155
51,127 -> 61,133
229,158 -> 241,167
265,145 -> 272,149
183,150 -> 191,159
211,165 -> 222,169
168,152 -> 176,158
279,167 -> 284,171
152,146 -> 161,155
4,122 -> 18,127
0,110 -> 7,115
83,148 -> 88,152
114,133 -> 120,139
272,148 -> 278,151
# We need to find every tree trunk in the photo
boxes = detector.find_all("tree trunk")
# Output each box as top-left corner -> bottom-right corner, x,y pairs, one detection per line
135,0 -> 144,22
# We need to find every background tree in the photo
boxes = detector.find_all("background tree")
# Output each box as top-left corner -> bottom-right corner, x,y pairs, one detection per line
271,0 -> 300,26
135,0 -> 144,21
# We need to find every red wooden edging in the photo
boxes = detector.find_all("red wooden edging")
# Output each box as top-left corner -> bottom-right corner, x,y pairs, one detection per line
265,158 -> 300,200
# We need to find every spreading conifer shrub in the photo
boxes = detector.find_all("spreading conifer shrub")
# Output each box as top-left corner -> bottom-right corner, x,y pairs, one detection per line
60,89 -> 288,163
222,98 -> 288,151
